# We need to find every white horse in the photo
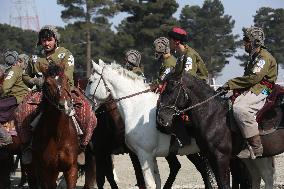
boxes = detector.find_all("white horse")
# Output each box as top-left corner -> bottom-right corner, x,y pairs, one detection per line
85,60 -> 200,188
85,60 -> 276,189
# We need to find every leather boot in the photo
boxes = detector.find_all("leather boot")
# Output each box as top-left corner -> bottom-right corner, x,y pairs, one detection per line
237,134 -> 263,159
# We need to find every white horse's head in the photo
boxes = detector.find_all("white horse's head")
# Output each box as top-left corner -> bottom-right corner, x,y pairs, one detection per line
85,59 -> 111,107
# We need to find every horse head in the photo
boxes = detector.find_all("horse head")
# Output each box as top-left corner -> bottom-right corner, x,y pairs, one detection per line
157,73 -> 191,132
41,63 -> 73,115
85,60 -> 112,108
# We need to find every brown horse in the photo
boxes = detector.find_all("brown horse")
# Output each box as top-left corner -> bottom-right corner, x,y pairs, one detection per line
32,63 -> 79,189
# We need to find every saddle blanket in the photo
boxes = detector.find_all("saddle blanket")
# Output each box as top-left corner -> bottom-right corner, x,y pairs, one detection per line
15,89 -> 97,145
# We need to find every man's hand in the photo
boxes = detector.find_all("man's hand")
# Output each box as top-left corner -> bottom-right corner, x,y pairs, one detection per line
30,77 -> 44,88
216,83 -> 229,95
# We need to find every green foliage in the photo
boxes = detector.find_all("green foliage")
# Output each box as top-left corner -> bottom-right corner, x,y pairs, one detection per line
0,24 -> 37,65
179,0 -> 238,78
254,7 -> 284,65
114,0 -> 179,78
236,7 -> 284,66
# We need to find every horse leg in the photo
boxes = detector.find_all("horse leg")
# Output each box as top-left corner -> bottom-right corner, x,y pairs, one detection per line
83,148 -> 97,189
129,151 -> 146,189
187,153 -> 213,189
105,154 -> 119,189
251,157 -> 275,189
63,164 -> 78,189
39,170 -> 59,189
153,157 -> 161,189
208,152 -> 230,189
137,150 -> 157,189
18,156 -> 28,187
0,148 -> 12,189
163,154 -> 180,189
95,153 -> 107,189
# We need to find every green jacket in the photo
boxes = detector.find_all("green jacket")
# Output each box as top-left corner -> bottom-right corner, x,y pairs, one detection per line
2,65 -> 29,103
226,48 -> 277,95
175,45 -> 208,81
158,55 -> 177,81
23,47 -> 75,88
158,46 -> 208,82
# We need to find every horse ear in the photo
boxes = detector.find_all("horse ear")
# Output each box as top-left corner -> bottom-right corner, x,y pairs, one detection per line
98,59 -> 105,66
91,60 -> 103,73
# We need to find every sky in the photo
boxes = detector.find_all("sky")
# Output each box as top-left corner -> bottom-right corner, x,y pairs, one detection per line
0,0 -> 284,84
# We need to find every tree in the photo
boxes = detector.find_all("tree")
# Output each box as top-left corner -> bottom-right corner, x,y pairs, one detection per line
57,0 -> 118,77
113,0 -> 179,78
0,24 -> 37,65
179,0 -> 238,81
254,7 -> 284,65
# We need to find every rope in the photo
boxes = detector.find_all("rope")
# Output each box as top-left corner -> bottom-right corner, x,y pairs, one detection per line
178,91 -> 224,114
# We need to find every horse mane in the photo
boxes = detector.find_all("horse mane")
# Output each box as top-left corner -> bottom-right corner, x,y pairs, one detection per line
182,72 -> 227,106
46,64 -> 64,77
107,62 -> 148,86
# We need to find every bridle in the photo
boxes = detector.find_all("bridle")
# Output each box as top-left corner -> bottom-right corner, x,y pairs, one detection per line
42,75 -> 73,112
158,78 -> 223,116
89,65 -> 151,107
158,77 -> 190,116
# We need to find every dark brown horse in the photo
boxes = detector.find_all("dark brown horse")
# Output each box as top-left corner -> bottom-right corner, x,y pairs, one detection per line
32,64 -> 79,188
157,71 -> 284,189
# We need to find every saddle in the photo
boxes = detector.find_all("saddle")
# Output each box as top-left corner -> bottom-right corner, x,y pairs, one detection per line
230,84 -> 284,135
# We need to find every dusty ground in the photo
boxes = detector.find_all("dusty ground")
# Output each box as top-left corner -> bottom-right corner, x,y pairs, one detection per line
11,154 -> 284,189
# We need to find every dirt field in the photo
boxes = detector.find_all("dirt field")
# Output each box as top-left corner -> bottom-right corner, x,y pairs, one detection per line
11,153 -> 284,189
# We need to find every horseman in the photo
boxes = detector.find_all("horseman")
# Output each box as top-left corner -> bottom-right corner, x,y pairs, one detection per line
124,49 -> 144,77
218,26 -> 277,159
167,27 -> 208,81
19,25 -> 96,164
153,37 -> 177,82
0,51 -> 29,148
153,30 -> 209,149
23,25 -> 74,88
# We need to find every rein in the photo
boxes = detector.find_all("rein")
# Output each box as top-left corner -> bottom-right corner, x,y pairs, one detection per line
177,91 -> 223,114
90,66 -> 152,106
160,78 -> 223,115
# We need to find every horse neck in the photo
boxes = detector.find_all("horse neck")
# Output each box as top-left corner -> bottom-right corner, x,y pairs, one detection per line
183,76 -> 228,125
41,100 -> 74,136
106,73 -> 158,127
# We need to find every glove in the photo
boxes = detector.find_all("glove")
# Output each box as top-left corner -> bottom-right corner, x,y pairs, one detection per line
149,83 -> 159,92
216,83 -> 229,95
31,77 -> 44,88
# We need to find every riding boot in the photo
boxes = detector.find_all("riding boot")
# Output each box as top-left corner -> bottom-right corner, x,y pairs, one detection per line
237,134 -> 263,159
0,126 -> 12,147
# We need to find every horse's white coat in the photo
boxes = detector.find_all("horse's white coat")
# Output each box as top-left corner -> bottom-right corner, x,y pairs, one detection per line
85,60 -> 199,188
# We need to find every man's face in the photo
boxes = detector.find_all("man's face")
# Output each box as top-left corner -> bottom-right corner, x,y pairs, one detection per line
169,38 -> 178,50
41,37 -> 56,52
243,37 -> 252,54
